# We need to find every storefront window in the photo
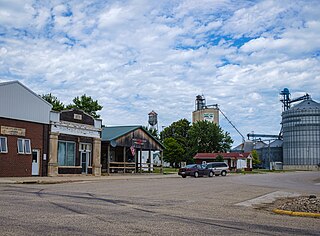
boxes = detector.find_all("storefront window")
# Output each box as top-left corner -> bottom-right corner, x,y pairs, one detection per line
58,141 -> 75,166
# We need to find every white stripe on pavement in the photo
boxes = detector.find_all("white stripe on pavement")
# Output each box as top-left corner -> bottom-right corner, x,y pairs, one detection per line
235,191 -> 301,207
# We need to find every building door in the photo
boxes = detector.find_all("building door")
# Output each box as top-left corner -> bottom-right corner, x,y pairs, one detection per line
80,143 -> 92,174
32,149 -> 40,176
81,151 -> 89,174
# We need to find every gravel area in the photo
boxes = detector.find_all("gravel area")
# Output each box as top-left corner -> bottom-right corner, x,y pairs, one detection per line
274,195 -> 320,213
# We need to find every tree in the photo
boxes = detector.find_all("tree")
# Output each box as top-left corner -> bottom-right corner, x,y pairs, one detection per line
42,93 -> 65,111
144,126 -> 159,140
163,137 -> 184,168
160,119 -> 190,151
215,154 -> 224,162
67,94 -> 103,118
251,150 -> 261,166
160,119 -> 191,163
160,118 -> 190,142
188,120 -> 233,157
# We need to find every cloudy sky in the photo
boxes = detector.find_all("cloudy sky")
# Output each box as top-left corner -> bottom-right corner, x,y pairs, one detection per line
1,0 -> 320,146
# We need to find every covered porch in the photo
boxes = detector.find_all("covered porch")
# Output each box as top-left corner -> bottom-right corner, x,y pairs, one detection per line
101,126 -> 164,174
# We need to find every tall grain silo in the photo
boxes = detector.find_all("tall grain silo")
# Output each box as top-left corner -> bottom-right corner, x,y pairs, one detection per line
192,95 -> 219,124
282,99 -> 320,170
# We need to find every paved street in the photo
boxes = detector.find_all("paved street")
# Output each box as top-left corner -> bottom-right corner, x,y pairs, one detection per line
0,171 -> 319,235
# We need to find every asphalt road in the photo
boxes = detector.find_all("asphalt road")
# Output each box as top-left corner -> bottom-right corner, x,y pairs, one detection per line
0,171 -> 319,236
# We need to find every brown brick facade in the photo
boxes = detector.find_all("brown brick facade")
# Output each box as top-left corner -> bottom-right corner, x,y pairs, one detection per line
0,117 -> 49,177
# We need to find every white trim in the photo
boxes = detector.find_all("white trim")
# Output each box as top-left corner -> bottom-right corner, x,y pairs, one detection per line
51,121 -> 101,138
79,143 -> 92,152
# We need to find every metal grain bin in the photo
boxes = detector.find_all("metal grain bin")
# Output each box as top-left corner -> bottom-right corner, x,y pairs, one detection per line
282,99 -> 320,170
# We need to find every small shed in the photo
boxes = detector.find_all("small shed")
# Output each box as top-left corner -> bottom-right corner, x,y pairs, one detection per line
101,126 -> 164,174
194,152 -> 253,171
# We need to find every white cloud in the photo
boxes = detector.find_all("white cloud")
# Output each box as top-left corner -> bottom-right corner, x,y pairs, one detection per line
222,0 -> 286,38
0,0 -> 320,146
240,20 -> 320,58
0,0 -> 34,27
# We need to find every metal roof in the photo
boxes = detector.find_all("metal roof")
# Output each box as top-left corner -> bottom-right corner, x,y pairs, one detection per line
269,139 -> 283,148
102,126 -> 140,140
291,99 -> 320,110
0,80 -> 52,124
0,80 -> 52,107
194,152 -> 252,159
101,126 -> 165,148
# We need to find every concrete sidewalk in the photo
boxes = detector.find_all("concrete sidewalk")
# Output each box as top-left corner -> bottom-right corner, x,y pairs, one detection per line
0,173 -> 178,185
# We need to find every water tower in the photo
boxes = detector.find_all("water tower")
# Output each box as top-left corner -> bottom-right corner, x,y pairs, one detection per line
148,110 -> 158,131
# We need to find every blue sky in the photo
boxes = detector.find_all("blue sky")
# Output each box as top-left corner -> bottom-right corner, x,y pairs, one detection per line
1,0 -> 320,146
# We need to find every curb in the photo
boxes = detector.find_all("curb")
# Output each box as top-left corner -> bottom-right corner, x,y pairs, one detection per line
273,209 -> 320,218
0,174 -> 179,185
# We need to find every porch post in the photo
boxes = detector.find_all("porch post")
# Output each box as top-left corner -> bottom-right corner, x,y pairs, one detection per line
92,138 -> 101,176
148,150 -> 151,172
160,150 -> 163,174
123,146 -> 126,172
107,144 -> 111,175
48,132 -> 59,176
135,149 -> 137,173
139,148 -> 142,174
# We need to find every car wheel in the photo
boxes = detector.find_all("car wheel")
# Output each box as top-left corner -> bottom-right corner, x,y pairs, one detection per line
209,171 -> 214,177
194,172 -> 199,178
182,175 -> 186,178
221,170 -> 227,176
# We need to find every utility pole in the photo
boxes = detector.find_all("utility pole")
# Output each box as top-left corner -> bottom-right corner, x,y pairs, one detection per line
268,140 -> 271,170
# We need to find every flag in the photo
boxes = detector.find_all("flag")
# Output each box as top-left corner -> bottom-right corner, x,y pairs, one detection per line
130,146 -> 135,156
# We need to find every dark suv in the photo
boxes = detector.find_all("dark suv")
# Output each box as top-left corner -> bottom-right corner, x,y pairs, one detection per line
206,162 -> 229,176
178,164 -> 214,178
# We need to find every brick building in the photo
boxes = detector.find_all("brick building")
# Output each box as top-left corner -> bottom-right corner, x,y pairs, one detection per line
0,81 -> 52,177
48,109 -> 102,176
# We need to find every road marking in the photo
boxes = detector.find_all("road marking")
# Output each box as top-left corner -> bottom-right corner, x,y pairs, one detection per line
235,191 -> 300,207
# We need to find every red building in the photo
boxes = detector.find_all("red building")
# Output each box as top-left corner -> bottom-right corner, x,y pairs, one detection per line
0,81 -> 52,177
193,152 -> 252,171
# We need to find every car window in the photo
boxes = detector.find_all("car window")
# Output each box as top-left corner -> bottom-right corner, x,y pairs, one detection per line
207,162 -> 228,168
186,164 -> 196,168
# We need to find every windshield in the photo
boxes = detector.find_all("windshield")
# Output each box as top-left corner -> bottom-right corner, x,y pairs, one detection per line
185,164 -> 196,168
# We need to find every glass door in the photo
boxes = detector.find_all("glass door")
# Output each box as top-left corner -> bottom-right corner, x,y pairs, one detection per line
32,149 -> 40,176
79,143 -> 92,174
81,152 -> 88,174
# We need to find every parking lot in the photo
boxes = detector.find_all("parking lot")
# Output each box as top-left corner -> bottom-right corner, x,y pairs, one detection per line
0,171 -> 319,235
